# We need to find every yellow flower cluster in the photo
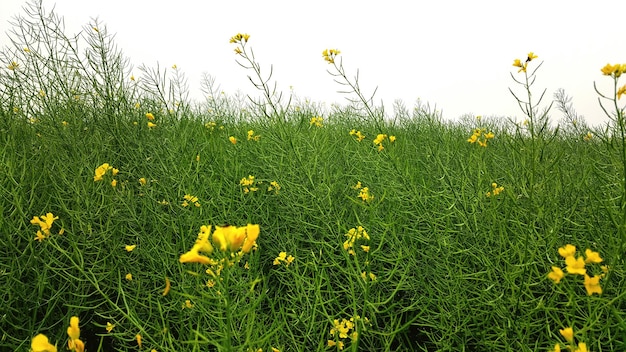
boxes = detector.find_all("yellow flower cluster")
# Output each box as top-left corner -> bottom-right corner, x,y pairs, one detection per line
327,316 -> 366,350
273,251 -> 295,266
267,180 -> 281,194
8,61 -> 19,70
310,116 -> 323,127
512,51 -> 538,73
372,134 -> 395,151
550,326 -> 588,352
547,244 -> 607,296
182,194 -> 200,207
467,128 -> 494,147
179,224 -> 260,266
247,129 -> 261,141
349,129 -> 366,142
205,121 -> 217,131
486,182 -> 504,197
600,63 -> 626,78
31,316 -> 85,352
240,175 -> 258,193
352,182 -> 374,203
93,163 -> 119,187
229,33 -> 250,44
322,49 -> 341,64
67,316 -> 85,352
601,63 -> 626,99
343,226 -> 370,256
31,212 -> 62,242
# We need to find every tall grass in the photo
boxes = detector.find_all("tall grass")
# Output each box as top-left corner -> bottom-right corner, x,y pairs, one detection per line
1,1 -> 625,351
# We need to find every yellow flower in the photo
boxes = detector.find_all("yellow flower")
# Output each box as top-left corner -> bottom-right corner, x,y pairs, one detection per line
172,64 -> 177,69
273,251 -> 295,266
575,342 -> 588,352
565,255 -> 586,275
31,334 -> 57,352
136,334 -> 142,348
111,179 -> 117,188
512,58 -> 523,68
617,84 -> 626,100
373,134 -> 387,145
106,322 -> 114,333
94,163 -> 112,181
7,61 -> 19,70
67,316 -> 80,341
584,249 -> 603,264
310,116 -> 323,127
551,343 -> 561,352
559,327 -> 574,343
558,244 -> 576,258
125,273 -> 133,281
139,177 -> 147,185
547,266 -> 564,284
147,122 -> 156,128
145,112 -> 155,120
526,52 -> 538,61
322,48 -> 340,64
112,168 -> 119,176
179,248 -> 212,264
389,135 -> 396,143
241,224 -> 260,253
601,63 -> 617,76
234,47 -> 242,55
229,136 -> 237,144
583,274 -> 602,295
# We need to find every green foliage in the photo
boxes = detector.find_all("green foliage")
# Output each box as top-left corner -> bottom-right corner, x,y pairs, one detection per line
1,2 -> 625,352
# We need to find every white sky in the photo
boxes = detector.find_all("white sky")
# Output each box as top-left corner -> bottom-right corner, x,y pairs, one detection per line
1,0 -> 624,126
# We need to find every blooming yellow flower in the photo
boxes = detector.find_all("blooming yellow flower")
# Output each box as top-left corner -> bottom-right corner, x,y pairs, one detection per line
145,112 -> 155,120
601,63 -> 618,76
147,122 -> 156,128
111,179 -> 117,188
527,52 -> 538,61
267,181 -> 281,194
136,334 -> 142,348
229,136 -> 237,144
547,266 -> 565,284
584,249 -> 603,264
551,343 -> 561,352
31,334 -> 57,352
558,244 -> 576,258
229,33 -> 250,43
322,48 -> 340,64
389,135 -> 396,143
139,178 -> 147,185
125,273 -> 133,281
559,327 -> 574,343
583,274 -> 602,295
7,61 -> 19,70
31,213 -> 59,236
617,84 -> 626,100
575,342 -> 588,352
106,322 -> 114,333
565,255 -> 586,275
273,251 -> 295,266
310,116 -> 323,127
94,163 -> 112,181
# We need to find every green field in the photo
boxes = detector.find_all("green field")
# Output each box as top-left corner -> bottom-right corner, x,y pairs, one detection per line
2,2 -> 626,352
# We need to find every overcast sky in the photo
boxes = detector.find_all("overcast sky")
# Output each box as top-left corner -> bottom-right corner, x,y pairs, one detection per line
1,0 -> 624,125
